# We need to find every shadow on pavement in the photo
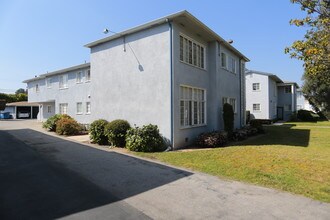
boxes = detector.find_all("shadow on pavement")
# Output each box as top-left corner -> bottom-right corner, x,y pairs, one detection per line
0,129 -> 192,219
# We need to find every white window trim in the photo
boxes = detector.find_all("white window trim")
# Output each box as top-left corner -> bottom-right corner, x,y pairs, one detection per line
85,69 -> 91,82
86,102 -> 91,114
285,86 -> 292,94
223,96 -> 237,113
180,84 -> 207,129
59,103 -> 68,114
76,102 -> 83,115
221,52 -> 227,69
35,84 -> 40,93
253,103 -> 261,112
59,74 -> 68,89
179,33 -> 206,70
47,105 -> 52,113
76,71 -> 83,84
46,78 -> 52,89
220,52 -> 237,74
252,83 -> 260,91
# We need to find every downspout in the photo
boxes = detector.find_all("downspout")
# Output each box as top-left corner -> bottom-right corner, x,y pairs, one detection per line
166,18 -> 174,151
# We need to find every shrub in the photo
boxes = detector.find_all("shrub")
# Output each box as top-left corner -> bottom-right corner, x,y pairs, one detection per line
196,131 -> 228,148
232,129 -> 248,141
297,109 -> 319,122
223,103 -> 234,135
126,124 -> 165,152
42,114 -> 72,131
89,119 -> 109,145
104,119 -> 131,147
250,119 -> 265,134
289,111 -> 299,122
56,117 -> 81,135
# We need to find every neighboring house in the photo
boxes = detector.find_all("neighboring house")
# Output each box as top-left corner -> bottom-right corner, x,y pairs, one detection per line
24,10 -> 249,148
0,101 -> 39,119
296,88 -> 314,111
245,70 -> 299,121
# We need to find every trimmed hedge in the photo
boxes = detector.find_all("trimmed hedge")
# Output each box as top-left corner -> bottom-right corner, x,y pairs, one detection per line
126,124 -> 165,152
43,114 -> 72,131
89,119 -> 109,145
297,109 -> 320,122
104,119 -> 131,147
56,118 -> 82,135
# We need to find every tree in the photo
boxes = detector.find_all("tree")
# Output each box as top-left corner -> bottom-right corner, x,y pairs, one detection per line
285,0 -> 330,116
15,88 -> 27,95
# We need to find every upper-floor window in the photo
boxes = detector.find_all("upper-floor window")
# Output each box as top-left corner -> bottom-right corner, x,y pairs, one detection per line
76,72 -> 83,83
253,103 -> 261,111
221,52 -> 227,69
228,56 -> 237,73
253,83 -> 260,91
85,69 -> 91,82
180,35 -> 205,69
284,104 -> 292,111
285,86 -> 292,93
180,85 -> 206,127
59,103 -> 68,114
46,78 -> 52,88
59,74 -> 68,89
35,84 -> 40,93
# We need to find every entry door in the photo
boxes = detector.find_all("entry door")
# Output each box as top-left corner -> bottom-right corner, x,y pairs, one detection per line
277,107 -> 284,120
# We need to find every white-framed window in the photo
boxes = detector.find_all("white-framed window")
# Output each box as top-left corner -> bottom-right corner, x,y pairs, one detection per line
180,34 -> 205,69
85,69 -> 91,82
253,104 -> 261,111
253,83 -> 260,91
86,102 -> 91,114
284,104 -> 292,111
221,52 -> 227,69
46,78 -> 52,88
76,102 -> 83,114
59,74 -> 68,89
76,71 -> 83,83
285,86 -> 292,93
35,84 -> 39,93
228,56 -> 237,73
223,97 -> 237,113
59,103 -> 68,114
47,105 -> 52,113
180,85 -> 206,127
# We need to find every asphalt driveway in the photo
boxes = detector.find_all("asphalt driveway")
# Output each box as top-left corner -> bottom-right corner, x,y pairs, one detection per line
0,120 -> 329,219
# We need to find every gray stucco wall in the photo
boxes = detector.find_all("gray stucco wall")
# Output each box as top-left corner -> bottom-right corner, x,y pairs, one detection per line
172,22 -> 244,147
268,78 -> 278,119
27,66 -> 92,123
90,24 -> 172,141
277,84 -> 296,121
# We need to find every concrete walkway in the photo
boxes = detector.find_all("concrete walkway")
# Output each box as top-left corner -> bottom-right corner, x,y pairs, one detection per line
0,120 -> 329,220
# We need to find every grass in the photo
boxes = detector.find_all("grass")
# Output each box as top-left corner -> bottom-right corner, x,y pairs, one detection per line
134,121 -> 330,203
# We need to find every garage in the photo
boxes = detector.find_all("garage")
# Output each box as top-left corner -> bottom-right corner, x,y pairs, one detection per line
5,102 -> 39,119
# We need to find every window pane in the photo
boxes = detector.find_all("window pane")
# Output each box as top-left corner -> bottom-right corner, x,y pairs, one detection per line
180,36 -> 183,61
180,101 -> 184,126
193,43 -> 197,66
201,47 -> 204,68
184,39 -> 189,63
188,40 -> 192,64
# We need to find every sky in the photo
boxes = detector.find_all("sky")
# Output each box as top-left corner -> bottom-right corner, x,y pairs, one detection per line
0,0 -> 307,93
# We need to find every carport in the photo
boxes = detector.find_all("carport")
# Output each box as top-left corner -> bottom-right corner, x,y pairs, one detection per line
6,102 -> 39,119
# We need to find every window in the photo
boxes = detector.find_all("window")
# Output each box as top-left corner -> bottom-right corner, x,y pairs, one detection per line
76,72 -> 83,83
180,86 -> 206,127
228,57 -> 237,73
222,97 -> 228,105
59,103 -> 68,114
47,105 -> 52,113
86,102 -> 91,114
179,35 -> 205,69
285,86 -> 292,93
35,84 -> 39,93
221,52 -> 227,68
223,97 -> 236,113
46,78 -> 52,88
253,104 -> 261,111
253,83 -> 260,91
59,74 -> 68,89
85,69 -> 91,82
284,104 -> 292,111
76,102 -> 82,114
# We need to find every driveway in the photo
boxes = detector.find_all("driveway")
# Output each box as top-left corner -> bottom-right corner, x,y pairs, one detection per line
0,120 -> 329,220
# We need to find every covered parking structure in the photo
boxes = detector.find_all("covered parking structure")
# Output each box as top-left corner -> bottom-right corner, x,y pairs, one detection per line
4,102 -> 39,119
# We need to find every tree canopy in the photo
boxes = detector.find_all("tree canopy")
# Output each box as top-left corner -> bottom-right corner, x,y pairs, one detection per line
285,0 -> 330,116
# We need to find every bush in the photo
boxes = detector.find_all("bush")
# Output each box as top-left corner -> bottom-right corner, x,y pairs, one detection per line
126,124 -> 165,152
223,103 -> 234,135
89,119 -> 109,145
56,118 -> 82,135
104,119 -> 131,147
43,114 -> 72,131
297,109 -> 319,122
250,119 -> 265,134
196,131 -> 228,148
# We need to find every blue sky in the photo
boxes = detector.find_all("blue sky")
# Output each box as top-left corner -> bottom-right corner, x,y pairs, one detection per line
0,0 -> 307,93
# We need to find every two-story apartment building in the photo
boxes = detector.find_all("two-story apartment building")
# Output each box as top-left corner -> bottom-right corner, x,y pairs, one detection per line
24,11 -> 249,149
245,70 -> 299,121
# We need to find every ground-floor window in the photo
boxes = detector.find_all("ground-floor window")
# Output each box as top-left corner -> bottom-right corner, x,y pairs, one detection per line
76,102 -> 83,114
222,97 -> 237,113
253,103 -> 261,112
59,103 -> 68,114
47,105 -> 52,113
86,102 -> 91,114
180,85 -> 206,127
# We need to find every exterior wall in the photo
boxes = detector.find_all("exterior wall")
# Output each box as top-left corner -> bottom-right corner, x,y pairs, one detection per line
90,24 -> 172,141
245,73 -> 269,119
27,67 -> 92,123
268,78 -> 277,119
277,84 -> 297,121
172,22 -> 244,147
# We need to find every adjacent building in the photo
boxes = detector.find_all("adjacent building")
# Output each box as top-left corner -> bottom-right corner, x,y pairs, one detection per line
296,88 -> 313,111
24,10 -> 249,149
245,70 -> 299,121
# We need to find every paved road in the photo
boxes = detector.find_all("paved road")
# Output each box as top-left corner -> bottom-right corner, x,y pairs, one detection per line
0,120 -> 329,220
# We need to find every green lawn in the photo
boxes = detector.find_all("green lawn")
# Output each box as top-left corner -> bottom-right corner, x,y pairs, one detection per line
134,121 -> 330,202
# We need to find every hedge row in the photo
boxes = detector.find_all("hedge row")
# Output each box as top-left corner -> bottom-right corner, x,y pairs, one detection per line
42,114 -> 83,136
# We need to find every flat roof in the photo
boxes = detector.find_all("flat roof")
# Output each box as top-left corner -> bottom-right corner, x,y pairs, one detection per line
85,10 -> 249,62
6,101 -> 39,107
23,63 -> 90,83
